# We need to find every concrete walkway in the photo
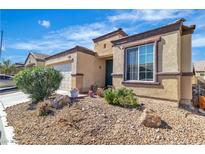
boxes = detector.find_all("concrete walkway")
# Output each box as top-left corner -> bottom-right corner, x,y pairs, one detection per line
0,91 -> 30,145
0,91 -> 30,108
56,90 -> 87,98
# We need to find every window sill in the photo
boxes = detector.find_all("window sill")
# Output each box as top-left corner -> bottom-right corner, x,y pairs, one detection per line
122,81 -> 160,86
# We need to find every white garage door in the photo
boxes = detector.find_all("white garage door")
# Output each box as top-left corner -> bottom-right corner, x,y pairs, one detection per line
53,64 -> 72,91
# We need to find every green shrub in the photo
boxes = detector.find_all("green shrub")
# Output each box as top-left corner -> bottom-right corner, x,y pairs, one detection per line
14,67 -> 62,102
104,88 -> 139,108
104,88 -> 116,104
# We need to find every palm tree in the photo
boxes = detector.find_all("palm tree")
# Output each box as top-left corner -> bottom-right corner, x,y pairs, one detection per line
0,59 -> 16,75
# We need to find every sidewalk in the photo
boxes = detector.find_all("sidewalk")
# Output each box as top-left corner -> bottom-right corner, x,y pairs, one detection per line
0,91 -> 30,145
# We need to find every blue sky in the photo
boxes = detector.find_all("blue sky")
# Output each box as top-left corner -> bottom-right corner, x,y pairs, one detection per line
0,9 -> 205,63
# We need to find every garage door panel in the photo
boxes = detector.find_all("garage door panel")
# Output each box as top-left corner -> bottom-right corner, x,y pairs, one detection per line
53,64 -> 72,91
53,64 -> 71,72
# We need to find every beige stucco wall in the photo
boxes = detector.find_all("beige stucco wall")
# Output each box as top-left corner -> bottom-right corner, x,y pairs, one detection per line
158,31 -> 181,72
180,34 -> 193,102
181,34 -> 192,72
113,76 -> 180,101
36,61 -> 45,66
71,75 -> 83,91
181,76 -> 192,100
76,52 -> 105,92
113,31 -> 184,102
45,52 -> 77,75
94,34 -> 125,58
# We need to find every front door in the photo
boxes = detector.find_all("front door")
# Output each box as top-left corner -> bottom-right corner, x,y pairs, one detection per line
105,59 -> 113,86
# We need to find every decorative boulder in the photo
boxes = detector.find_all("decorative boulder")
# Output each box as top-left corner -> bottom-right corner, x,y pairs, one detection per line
61,95 -> 72,106
51,95 -> 71,109
140,109 -> 162,128
38,101 -> 52,116
199,96 -> 205,109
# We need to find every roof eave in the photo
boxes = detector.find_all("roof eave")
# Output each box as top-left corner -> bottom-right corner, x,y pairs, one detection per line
45,46 -> 95,60
92,28 -> 128,43
111,22 -> 182,46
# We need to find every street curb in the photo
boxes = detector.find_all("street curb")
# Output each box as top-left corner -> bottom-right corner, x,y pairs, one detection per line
0,87 -> 17,93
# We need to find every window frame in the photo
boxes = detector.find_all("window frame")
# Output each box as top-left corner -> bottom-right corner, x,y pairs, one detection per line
124,43 -> 156,83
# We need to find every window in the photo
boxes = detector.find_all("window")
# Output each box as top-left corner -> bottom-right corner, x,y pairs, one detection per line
200,73 -> 205,77
103,43 -> 106,49
125,43 -> 155,82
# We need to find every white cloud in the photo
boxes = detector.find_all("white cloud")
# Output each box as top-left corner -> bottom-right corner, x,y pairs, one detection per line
8,22 -> 116,54
193,36 -> 205,47
108,10 -> 192,22
38,20 -> 50,28
8,10 -> 204,55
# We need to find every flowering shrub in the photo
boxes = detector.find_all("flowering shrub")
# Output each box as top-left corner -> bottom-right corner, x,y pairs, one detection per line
14,67 -> 62,102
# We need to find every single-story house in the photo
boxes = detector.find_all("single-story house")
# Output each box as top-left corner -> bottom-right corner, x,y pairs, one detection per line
25,18 -> 195,104
24,52 -> 50,67
193,61 -> 205,79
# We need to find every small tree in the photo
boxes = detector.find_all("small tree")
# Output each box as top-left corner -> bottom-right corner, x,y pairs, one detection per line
0,59 -> 16,75
14,67 -> 62,102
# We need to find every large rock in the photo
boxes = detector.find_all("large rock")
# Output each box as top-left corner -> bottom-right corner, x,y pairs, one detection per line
51,95 -> 72,109
38,101 -> 52,116
140,109 -> 161,128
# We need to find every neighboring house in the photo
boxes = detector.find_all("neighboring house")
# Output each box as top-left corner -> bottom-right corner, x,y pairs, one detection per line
15,62 -> 25,73
25,18 -> 195,104
15,62 -> 24,68
193,61 -> 205,79
24,52 -> 50,67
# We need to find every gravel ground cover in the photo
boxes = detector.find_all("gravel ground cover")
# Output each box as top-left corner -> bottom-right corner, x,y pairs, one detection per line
5,97 -> 205,145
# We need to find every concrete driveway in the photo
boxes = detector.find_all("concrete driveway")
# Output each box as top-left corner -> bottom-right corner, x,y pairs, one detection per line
0,91 -> 30,109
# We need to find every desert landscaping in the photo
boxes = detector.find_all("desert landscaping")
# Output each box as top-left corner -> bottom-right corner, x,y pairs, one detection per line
5,96 -> 205,145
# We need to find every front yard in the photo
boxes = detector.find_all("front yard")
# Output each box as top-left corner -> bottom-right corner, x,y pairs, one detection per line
5,97 -> 205,144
